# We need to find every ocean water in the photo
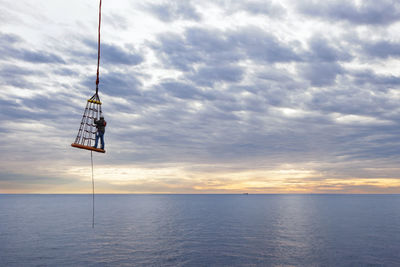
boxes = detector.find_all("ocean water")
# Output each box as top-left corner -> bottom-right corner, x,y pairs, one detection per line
0,194 -> 399,266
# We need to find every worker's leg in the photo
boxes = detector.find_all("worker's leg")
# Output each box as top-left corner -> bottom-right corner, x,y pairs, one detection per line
94,132 -> 99,148
100,132 -> 105,149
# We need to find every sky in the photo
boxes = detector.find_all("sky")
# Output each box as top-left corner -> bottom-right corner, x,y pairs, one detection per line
1,0 -> 400,194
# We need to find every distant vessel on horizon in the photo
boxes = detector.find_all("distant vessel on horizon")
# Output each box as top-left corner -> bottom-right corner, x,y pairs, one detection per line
243,193 -> 249,195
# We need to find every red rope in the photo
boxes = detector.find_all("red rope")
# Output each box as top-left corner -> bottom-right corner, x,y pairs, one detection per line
96,0 -> 102,93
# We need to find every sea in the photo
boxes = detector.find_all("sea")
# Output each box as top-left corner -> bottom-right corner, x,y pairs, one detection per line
0,194 -> 399,266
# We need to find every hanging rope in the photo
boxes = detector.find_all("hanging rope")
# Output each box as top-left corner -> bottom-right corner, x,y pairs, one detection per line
92,0 -> 101,228
96,0 -> 102,94
91,151 -> 95,228
71,0 -> 104,153
71,0 -> 103,228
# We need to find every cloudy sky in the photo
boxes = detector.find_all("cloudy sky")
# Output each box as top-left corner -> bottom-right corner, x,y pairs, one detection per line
1,0 -> 400,193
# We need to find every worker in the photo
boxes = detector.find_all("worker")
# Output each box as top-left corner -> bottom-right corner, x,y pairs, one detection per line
93,115 -> 106,149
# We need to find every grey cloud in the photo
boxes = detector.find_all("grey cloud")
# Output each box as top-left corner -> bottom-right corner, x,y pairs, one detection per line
83,39 -> 144,66
82,71 -> 142,98
298,61 -> 343,86
151,32 -> 213,71
0,32 -> 22,45
308,36 -> 353,62
53,68 -> 80,77
23,95 -> 63,114
308,85 -> 397,118
0,172 -> 73,187
1,47 -> 65,64
161,81 -> 215,100
102,43 -> 144,65
189,65 -> 244,87
257,69 -> 294,83
243,83 -> 295,108
229,27 -> 301,63
0,99 -> 20,123
21,50 -> 65,64
297,35 -> 352,87
0,92 -> 80,121
0,64 -> 83,121
329,126 -> 400,163
185,28 -> 231,54
151,26 -> 302,72
0,64 -> 44,88
351,69 -> 400,88
228,86 -> 270,112
217,0 -> 286,17
297,0 -> 400,25
362,40 -> 400,59
146,1 -> 201,22
243,1 -> 286,16
0,32 -> 65,64
103,12 -> 129,30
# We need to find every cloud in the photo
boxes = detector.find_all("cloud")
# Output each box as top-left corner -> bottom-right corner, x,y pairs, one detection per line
307,36 -> 353,62
242,1 -> 286,16
150,30 -> 218,71
0,172 -> 71,185
145,1 -> 201,22
82,71 -> 142,97
103,12 -> 129,30
0,99 -> 20,125
298,61 -> 343,86
296,35 -> 354,87
0,64 -> 43,88
21,50 -> 65,64
161,81 -> 215,100
228,27 -> 302,63
0,94 -> 81,122
297,0 -> 400,25
351,69 -> 400,88
2,0 -> 400,193
189,65 -> 244,87
151,26 -> 302,73
53,68 -> 80,77
0,32 -> 65,64
82,39 -> 144,66
362,40 -> 400,59
101,43 -> 144,66
216,0 -> 286,17
0,32 -> 22,45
